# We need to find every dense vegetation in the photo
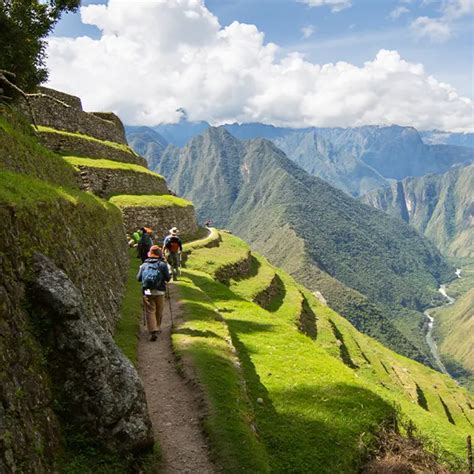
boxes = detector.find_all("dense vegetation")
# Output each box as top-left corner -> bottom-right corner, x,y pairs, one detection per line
0,0 -> 79,91
150,127 -> 453,363
362,163 -> 474,257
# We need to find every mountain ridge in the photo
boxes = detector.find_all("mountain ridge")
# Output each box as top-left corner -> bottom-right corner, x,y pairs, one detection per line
151,126 -> 453,364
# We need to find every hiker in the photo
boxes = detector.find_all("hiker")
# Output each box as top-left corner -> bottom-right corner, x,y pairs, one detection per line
132,229 -> 142,245
163,227 -> 182,281
205,219 -> 212,227
137,227 -> 153,263
137,245 -> 171,341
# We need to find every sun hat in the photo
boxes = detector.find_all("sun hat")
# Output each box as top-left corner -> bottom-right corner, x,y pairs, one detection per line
148,245 -> 162,258
170,227 -> 179,235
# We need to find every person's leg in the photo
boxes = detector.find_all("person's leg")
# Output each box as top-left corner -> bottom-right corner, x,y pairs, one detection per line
170,253 -> 179,280
156,295 -> 165,330
144,295 -> 159,338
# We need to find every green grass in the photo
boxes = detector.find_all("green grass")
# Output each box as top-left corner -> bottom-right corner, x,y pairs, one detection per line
183,227 -> 221,253
176,231 -> 472,472
63,156 -> 164,179
114,249 -> 143,365
35,125 -> 137,155
0,170 -> 114,212
184,232 -> 250,278
173,273 -> 270,472
109,194 -> 193,208
0,109 -> 78,187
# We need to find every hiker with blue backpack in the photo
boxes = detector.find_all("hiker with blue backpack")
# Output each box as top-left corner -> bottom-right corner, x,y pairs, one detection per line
137,245 -> 171,341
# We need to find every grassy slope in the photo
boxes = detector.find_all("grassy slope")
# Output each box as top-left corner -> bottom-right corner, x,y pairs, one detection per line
64,156 -> 164,178
174,232 -> 473,472
109,194 -> 192,208
0,109 -> 78,187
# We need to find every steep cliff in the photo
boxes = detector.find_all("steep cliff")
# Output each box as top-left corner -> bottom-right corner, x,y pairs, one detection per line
361,164 -> 474,257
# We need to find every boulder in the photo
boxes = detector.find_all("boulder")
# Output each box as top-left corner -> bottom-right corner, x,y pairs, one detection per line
31,253 -> 153,453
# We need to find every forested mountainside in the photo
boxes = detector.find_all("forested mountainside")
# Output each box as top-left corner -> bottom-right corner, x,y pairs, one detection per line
361,163 -> 474,258
150,126 -> 454,364
128,122 -> 473,197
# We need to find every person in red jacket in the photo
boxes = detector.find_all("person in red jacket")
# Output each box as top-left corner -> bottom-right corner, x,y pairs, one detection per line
162,227 -> 182,281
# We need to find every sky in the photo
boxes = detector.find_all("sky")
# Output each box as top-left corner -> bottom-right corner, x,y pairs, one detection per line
47,0 -> 474,131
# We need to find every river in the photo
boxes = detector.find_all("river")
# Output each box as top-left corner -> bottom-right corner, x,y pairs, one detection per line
423,279 -> 457,376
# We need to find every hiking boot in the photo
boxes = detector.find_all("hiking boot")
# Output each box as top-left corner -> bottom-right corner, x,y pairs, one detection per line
150,331 -> 158,341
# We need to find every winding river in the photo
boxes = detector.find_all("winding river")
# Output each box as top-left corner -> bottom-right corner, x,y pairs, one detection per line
423,274 -> 459,376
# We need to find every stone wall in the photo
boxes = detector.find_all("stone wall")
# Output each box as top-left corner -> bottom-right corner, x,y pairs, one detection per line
37,130 -> 147,166
77,165 -> 169,198
0,190 -> 130,471
19,93 -> 127,144
37,87 -> 83,109
118,204 -> 199,241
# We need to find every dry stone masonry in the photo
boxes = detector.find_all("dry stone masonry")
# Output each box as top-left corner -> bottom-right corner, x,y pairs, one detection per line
19,90 -> 127,144
119,203 -> 199,239
77,164 -> 169,198
37,130 -> 147,166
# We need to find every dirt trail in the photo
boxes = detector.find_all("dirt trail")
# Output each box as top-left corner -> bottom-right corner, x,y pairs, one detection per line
138,284 -> 214,474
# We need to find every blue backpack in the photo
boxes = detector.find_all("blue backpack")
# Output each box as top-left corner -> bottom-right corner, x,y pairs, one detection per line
141,262 -> 164,289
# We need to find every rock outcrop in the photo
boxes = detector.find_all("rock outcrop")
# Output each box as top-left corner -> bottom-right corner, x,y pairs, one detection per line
31,254 -> 154,452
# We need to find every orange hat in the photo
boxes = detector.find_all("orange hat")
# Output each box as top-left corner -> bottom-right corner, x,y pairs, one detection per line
148,245 -> 162,258
144,227 -> 153,234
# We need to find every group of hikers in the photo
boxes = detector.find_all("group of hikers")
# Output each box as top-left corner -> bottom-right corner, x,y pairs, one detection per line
130,226 -> 183,341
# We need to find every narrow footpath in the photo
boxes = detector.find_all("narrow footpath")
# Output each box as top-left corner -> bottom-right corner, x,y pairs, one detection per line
137,284 -> 214,474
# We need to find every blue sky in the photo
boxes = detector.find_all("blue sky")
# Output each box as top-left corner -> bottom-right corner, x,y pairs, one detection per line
46,0 -> 473,130
53,0 -> 473,97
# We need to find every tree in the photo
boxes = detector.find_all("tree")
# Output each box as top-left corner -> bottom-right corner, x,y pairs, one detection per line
0,1 -> 80,91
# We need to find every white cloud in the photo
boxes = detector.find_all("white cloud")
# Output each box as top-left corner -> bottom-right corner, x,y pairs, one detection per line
389,6 -> 410,20
411,16 -> 452,41
411,0 -> 473,42
46,0 -> 474,132
296,0 -> 352,13
301,25 -> 315,39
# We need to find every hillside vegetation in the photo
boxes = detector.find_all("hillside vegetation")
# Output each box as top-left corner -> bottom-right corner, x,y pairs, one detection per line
361,164 -> 474,258
172,231 -> 473,472
432,286 -> 474,391
152,127 -> 453,364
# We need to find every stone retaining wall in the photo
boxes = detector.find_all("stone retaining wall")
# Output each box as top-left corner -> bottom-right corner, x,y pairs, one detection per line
0,193 -> 129,471
118,204 -> 199,241
37,87 -> 83,109
215,252 -> 253,284
77,165 -> 168,198
253,273 -> 284,310
19,93 -> 127,144
37,131 -> 147,166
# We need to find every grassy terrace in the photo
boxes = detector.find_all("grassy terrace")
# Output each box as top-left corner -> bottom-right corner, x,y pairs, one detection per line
35,125 -> 137,155
63,156 -> 164,178
229,252 -> 276,302
109,194 -> 192,208
0,111 -> 78,187
173,231 -> 473,472
184,232 -> 250,278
